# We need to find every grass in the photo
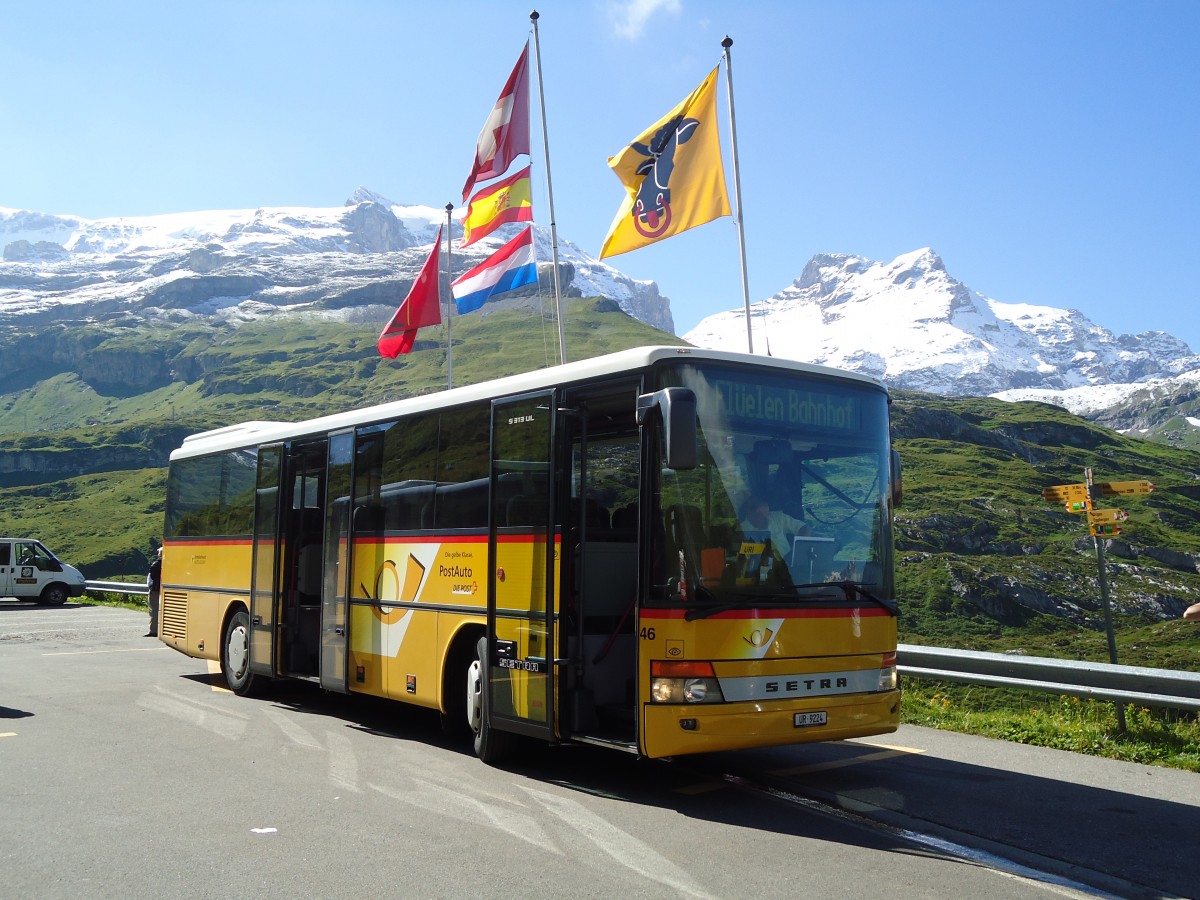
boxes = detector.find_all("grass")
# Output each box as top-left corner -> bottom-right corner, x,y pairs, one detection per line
77,592 -> 146,612
902,677 -> 1200,772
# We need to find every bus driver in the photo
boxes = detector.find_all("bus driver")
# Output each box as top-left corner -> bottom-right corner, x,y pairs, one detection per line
739,494 -> 809,553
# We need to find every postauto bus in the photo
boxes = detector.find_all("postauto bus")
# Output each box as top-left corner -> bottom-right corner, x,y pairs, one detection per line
160,346 -> 900,762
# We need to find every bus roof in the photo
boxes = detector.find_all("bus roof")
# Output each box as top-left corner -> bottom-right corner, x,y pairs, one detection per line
171,345 -> 887,461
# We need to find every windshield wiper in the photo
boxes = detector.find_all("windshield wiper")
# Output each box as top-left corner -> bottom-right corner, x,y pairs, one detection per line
681,582 -> 896,621
681,581 -> 843,621
683,595 -> 810,621
830,581 -> 898,615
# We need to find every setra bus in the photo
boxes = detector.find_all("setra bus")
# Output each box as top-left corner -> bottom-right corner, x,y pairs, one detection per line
160,346 -> 901,762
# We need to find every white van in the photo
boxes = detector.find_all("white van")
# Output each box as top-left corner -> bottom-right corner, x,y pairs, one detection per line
0,538 -> 87,605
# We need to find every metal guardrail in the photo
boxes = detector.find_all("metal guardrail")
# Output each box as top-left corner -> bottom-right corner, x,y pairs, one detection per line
79,580 -> 1197,712
899,643 -> 1200,712
85,579 -> 149,597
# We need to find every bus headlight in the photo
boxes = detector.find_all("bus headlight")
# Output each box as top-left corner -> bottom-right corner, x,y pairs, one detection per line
650,661 -> 725,704
878,651 -> 898,691
683,678 -> 709,702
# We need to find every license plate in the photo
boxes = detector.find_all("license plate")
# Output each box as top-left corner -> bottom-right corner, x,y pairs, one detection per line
794,711 -> 828,727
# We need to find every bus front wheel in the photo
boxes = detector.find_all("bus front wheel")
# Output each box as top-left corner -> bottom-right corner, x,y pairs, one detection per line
223,609 -> 256,696
468,636 -> 514,763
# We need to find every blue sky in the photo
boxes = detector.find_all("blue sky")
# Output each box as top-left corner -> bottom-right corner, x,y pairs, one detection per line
4,0 -> 1198,349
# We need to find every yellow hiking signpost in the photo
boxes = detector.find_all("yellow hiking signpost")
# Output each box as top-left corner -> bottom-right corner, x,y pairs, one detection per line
1040,482 -> 1090,504
1099,480 -> 1155,497
1041,469 -> 1157,731
1086,507 -> 1129,536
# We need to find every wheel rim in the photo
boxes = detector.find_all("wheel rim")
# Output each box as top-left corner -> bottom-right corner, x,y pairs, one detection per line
227,621 -> 249,680
466,657 -> 482,734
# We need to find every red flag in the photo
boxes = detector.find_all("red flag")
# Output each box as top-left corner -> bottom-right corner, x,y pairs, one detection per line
461,45 -> 531,203
378,226 -> 443,358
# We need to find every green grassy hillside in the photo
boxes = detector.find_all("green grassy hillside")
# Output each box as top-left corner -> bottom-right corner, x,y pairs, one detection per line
892,391 -> 1200,666
2,301 -> 1198,672
0,297 -> 683,573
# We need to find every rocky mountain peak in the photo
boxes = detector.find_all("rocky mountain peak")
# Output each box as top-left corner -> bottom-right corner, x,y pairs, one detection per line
0,194 -> 677,334
347,186 -> 400,208
684,249 -> 1200,399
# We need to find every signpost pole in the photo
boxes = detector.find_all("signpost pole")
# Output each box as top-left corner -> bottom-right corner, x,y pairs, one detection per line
1086,467 -> 1127,732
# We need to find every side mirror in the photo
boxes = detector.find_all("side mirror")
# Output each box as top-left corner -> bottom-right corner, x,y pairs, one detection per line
637,387 -> 698,470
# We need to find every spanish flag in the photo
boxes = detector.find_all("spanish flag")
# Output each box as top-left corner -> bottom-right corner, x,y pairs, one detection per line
600,67 -> 731,259
461,165 -> 533,248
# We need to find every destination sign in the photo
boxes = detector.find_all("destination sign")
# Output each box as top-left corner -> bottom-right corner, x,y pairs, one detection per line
711,377 -> 864,431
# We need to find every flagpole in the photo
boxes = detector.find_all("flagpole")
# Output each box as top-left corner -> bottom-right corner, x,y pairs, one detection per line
530,10 -> 567,365
444,203 -> 454,389
721,36 -> 754,355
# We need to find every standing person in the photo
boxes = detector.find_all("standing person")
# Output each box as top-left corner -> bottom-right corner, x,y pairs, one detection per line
146,546 -> 162,637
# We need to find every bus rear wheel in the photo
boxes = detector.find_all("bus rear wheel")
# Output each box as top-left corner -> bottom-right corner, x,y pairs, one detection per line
468,636 -> 514,763
222,609 -> 256,696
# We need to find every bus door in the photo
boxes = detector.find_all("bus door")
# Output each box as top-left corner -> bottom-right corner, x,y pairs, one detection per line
249,444 -> 284,678
279,439 -> 327,680
486,391 -> 557,742
560,383 -> 642,748
319,430 -> 353,692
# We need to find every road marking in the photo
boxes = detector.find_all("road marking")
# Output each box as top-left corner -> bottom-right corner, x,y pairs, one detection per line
43,647 -> 169,656
326,730 -> 361,793
263,707 -> 323,750
138,691 -> 247,741
1,732 -> 16,738
9,627 -> 147,637
770,746 -> 923,777
207,659 -> 231,693
730,775 -> 1119,900
851,739 -> 926,753
371,777 -> 561,852
524,785 -> 718,899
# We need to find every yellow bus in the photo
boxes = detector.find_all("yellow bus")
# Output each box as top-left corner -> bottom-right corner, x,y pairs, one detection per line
161,346 -> 900,762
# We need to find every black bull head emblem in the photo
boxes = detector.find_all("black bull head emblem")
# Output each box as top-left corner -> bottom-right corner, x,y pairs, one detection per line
630,114 -> 700,239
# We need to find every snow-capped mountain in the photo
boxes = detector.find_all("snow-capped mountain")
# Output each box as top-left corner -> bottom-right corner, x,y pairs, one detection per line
0,188 -> 674,333
6,191 -> 1199,438
684,248 -> 1200,398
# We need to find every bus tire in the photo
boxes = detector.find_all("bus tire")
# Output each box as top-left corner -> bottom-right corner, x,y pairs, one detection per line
440,634 -> 474,739
39,583 -> 68,606
222,609 -> 256,696
469,636 -> 514,763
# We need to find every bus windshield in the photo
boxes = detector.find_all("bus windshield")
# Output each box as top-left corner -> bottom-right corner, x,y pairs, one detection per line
652,362 -> 894,615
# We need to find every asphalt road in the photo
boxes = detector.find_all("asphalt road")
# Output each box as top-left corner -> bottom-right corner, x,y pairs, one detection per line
2,600 -> 1197,899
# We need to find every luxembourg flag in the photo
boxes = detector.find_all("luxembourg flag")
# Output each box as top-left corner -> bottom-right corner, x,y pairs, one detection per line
451,226 -> 537,314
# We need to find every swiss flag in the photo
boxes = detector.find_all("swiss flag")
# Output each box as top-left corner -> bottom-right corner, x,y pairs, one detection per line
461,45 -> 531,203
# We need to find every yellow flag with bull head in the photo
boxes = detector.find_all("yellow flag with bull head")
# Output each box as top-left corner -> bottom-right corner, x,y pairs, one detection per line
599,67 -> 731,259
